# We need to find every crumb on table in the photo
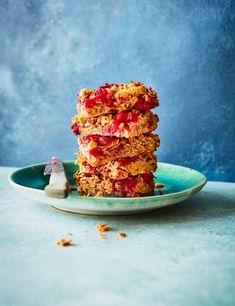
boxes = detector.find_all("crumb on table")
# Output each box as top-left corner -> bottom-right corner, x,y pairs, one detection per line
55,239 -> 73,247
96,223 -> 110,232
119,232 -> 127,238
98,231 -> 106,239
96,224 -> 110,239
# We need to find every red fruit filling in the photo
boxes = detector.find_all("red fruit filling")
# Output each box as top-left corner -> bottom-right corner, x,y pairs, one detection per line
71,123 -> 80,136
116,156 -> 139,166
98,136 -> 115,146
142,172 -> 154,182
104,111 -> 140,135
114,173 -> 153,197
81,161 -> 96,172
89,148 -> 103,157
82,162 -> 111,174
80,135 -> 117,147
79,84 -> 115,108
133,97 -> 157,110
86,136 -> 119,157
80,135 -> 100,145
147,119 -> 153,127
114,111 -> 139,123
87,117 -> 96,124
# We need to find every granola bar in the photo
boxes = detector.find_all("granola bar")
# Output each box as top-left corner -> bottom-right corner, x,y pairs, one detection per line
77,81 -> 159,117
73,172 -> 154,197
78,153 -> 157,180
77,133 -> 160,167
71,110 -> 158,138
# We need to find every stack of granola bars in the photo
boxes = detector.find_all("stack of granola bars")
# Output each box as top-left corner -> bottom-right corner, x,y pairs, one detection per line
71,81 -> 160,197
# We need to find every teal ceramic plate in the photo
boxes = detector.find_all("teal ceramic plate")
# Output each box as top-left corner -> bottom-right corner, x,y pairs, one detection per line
9,161 -> 207,215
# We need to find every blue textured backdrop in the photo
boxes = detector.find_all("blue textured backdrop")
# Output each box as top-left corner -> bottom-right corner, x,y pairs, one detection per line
0,0 -> 234,181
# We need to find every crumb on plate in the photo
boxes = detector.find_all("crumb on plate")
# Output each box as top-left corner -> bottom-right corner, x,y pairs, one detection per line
154,182 -> 165,189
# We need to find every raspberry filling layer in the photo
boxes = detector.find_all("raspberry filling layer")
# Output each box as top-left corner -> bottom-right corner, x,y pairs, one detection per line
80,135 -> 119,157
81,155 -> 140,172
115,173 -> 154,197
114,111 -> 139,123
81,154 -> 156,172
79,84 -> 115,108
115,155 -> 139,166
80,135 -> 116,146
133,96 -> 157,110
103,111 -> 140,134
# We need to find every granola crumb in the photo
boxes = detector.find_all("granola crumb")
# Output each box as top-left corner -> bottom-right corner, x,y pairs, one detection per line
96,224 -> 110,239
55,239 -> 73,247
119,232 -> 127,238
98,231 -> 106,239
155,182 -> 165,189
96,223 -> 110,232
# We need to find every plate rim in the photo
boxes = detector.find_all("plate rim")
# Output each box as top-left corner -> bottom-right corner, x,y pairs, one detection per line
9,161 -> 207,201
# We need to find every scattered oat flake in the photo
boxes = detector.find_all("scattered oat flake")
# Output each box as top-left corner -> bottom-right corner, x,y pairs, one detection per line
56,239 -> 73,247
119,232 -> 127,238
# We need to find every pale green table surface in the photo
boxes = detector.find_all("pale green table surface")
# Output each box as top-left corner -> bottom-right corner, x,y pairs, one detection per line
0,167 -> 235,306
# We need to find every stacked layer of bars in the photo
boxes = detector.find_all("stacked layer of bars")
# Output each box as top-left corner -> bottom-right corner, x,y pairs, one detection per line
71,81 -> 160,197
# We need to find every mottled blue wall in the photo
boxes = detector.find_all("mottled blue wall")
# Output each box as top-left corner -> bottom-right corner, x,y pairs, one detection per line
0,0 -> 234,181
